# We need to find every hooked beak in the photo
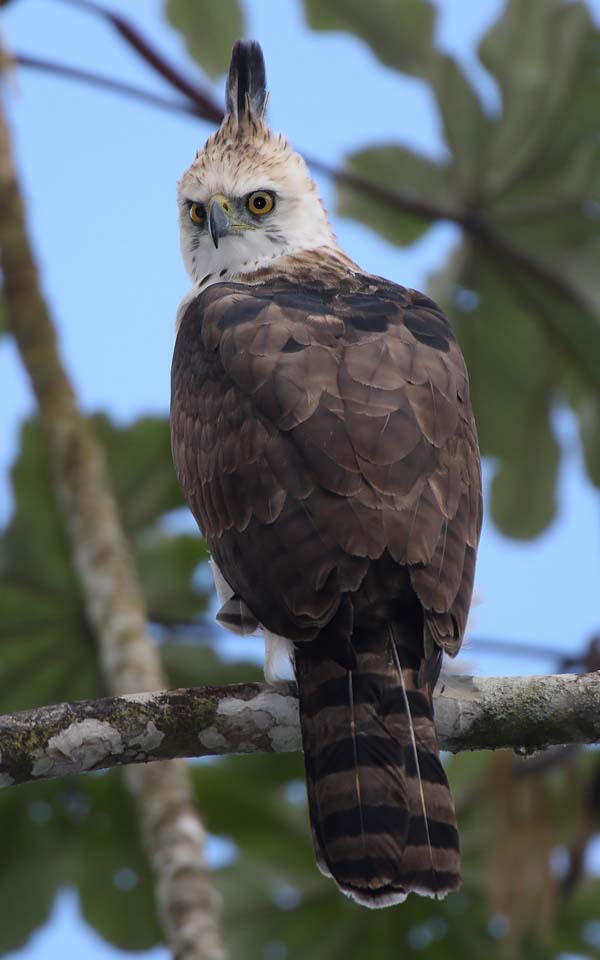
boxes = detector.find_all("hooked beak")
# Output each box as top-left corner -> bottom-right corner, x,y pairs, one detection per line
208,196 -> 231,249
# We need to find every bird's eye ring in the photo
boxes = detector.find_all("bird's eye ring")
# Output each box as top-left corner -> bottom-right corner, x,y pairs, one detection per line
248,192 -> 274,216
189,202 -> 205,225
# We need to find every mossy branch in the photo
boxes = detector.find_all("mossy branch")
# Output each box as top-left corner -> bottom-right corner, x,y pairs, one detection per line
2,672 -> 600,788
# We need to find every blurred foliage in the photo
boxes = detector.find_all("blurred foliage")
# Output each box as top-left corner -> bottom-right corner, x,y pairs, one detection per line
166,0 -> 244,79
0,415 -> 215,713
211,749 -> 600,960
0,415 -> 262,953
3,747 -> 600,958
3,1 -> 600,959
0,773 -> 161,954
303,0 -> 600,540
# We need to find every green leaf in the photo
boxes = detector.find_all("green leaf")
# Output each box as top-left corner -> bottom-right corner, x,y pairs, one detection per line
0,292 -> 6,336
0,781 -> 66,953
166,0 -> 245,79
490,420 -> 559,540
0,419 -> 97,713
303,0 -> 435,75
5,747 -> 596,960
95,416 -> 186,537
194,753 -> 310,870
0,774 -> 161,954
430,243 -> 561,538
195,752 -> 500,960
75,773 -> 162,949
137,532 -> 208,623
479,0 -> 597,196
338,144 -> 448,245
0,415 -> 211,712
303,0 -> 490,202
427,54 -> 490,201
478,0 -> 600,312
570,388 -> 600,488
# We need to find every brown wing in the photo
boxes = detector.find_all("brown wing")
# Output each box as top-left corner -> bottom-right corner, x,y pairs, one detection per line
170,270 -> 482,653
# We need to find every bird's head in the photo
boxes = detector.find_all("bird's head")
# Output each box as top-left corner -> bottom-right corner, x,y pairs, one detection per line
177,41 -> 336,287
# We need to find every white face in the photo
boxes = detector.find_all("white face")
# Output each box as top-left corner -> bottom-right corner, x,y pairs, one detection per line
177,134 -> 335,287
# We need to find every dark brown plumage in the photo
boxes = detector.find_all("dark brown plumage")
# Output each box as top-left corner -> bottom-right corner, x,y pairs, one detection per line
171,252 -> 482,906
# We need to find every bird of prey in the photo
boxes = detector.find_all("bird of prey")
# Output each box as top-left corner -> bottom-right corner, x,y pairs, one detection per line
171,40 -> 482,908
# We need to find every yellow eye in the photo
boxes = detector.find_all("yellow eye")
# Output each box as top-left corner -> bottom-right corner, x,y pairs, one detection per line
189,202 -> 205,225
248,191 -> 274,215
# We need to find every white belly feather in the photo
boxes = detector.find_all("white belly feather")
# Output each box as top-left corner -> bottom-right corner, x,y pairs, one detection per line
209,559 -> 294,683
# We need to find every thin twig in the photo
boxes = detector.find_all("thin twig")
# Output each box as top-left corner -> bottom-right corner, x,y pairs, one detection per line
306,154 -> 471,225
13,53 -> 198,118
468,635 -> 567,662
54,0 -> 223,121
8,52 -> 472,227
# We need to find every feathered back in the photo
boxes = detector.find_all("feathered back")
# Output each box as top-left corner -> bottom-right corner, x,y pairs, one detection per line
225,41 -> 268,125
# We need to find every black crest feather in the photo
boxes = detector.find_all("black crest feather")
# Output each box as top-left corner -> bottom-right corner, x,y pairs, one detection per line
226,40 -> 267,121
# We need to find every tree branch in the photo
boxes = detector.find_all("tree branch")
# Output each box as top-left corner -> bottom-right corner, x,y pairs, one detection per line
0,91 -> 224,959
7,52 -> 469,228
55,0 -> 223,122
2,672 -> 600,788
13,53 -> 198,118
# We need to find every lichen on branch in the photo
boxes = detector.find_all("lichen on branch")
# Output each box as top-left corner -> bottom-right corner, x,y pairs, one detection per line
2,672 -> 600,788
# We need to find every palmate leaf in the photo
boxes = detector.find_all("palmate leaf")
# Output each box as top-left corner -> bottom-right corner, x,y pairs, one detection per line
574,390 -> 600,487
218,847 -> 492,960
303,0 -> 436,76
429,242 -> 561,539
304,0 -> 491,201
200,753 -> 495,960
0,410 -> 270,951
480,0 -> 600,305
0,415 -> 211,713
338,144 -> 451,246
478,0 -> 595,196
426,54 -> 490,200
0,644 -> 264,955
0,415 -> 272,951
209,749 -> 600,960
0,773 -> 162,954
203,754 -> 492,959
194,752 -> 311,872
479,750 -> 600,959
0,784 -> 67,954
94,416 -> 187,538
0,291 -> 6,336
308,0 -> 600,537
165,0 -> 244,79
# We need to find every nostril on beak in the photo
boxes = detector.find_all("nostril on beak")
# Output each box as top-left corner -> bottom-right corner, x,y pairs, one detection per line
209,200 -> 231,249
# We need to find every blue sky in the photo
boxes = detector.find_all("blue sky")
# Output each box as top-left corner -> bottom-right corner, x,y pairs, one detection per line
2,0 -> 600,956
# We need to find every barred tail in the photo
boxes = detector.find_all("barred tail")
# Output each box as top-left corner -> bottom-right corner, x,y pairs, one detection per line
294,629 -> 460,907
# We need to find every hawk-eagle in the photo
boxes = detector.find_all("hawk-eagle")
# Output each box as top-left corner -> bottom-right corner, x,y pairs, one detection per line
171,40 -> 482,908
